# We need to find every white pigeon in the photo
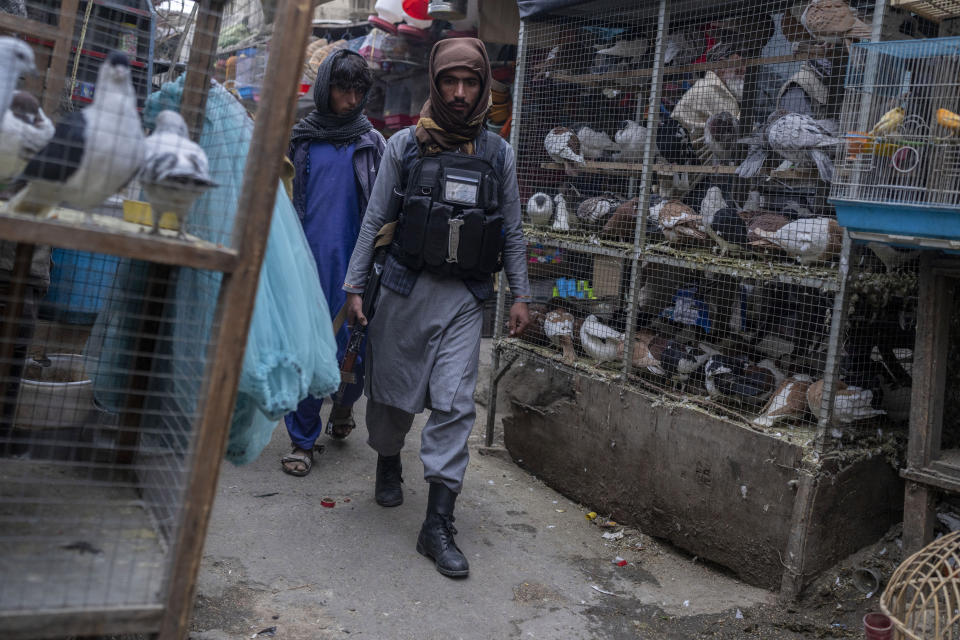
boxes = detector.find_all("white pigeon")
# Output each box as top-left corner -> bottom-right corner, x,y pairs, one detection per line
10,52 -> 145,219
750,216 -> 842,264
577,126 -> 620,160
0,91 -> 54,182
579,314 -> 623,362
526,192 -> 553,226
806,379 -> 886,424
0,37 -> 35,123
664,30 -> 702,66
544,126 -> 584,176
140,110 -> 217,237
552,192 -> 570,231
543,310 -> 576,363
613,119 -> 651,161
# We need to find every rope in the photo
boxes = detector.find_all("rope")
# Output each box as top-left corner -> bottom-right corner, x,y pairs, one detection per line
68,0 -> 96,104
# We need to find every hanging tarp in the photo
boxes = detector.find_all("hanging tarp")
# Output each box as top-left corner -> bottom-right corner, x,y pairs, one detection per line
516,0 -> 587,18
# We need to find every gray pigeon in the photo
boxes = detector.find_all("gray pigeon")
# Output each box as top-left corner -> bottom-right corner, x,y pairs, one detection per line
140,110 -> 217,237
0,37 -> 35,121
737,111 -> 842,182
703,111 -> 740,165
0,91 -> 54,182
9,52 -> 145,218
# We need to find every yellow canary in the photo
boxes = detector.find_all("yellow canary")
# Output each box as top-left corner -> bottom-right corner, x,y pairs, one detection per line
937,108 -> 960,132
869,106 -> 905,136
845,133 -> 899,159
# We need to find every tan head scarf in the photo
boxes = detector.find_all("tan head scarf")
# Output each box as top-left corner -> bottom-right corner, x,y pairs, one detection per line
415,38 -> 491,156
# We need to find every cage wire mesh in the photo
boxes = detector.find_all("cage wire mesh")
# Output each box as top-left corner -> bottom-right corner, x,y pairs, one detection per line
0,0 -> 271,626
502,0 -> 920,449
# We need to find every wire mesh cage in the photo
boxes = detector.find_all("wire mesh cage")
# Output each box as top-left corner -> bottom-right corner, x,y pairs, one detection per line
881,529 -> 960,640
497,0 -> 919,450
0,0 -> 313,634
831,36 -> 960,238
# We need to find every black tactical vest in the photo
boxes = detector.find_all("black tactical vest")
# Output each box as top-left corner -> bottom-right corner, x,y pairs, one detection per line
391,130 -> 505,280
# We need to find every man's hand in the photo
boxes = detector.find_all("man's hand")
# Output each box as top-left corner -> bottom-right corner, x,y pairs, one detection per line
345,292 -> 366,327
508,301 -> 529,337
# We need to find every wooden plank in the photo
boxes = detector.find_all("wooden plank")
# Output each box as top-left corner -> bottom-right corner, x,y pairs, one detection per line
906,252 -> 952,469
180,0 -> 226,141
157,0 -> 314,634
0,213 -> 239,273
902,467 -> 960,495
540,161 -> 819,180
0,605 -> 163,639
0,13 -> 62,42
780,469 -> 817,597
45,0 -> 79,115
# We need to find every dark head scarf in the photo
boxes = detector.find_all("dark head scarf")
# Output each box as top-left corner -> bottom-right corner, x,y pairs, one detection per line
290,49 -> 373,146
415,38 -> 491,155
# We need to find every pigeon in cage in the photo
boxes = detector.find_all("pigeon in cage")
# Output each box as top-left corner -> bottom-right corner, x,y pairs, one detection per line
140,110 -> 217,238
742,210 -> 790,242
526,192 -> 553,226
544,126 -> 585,176
656,116 -> 696,166
750,216 -> 842,265
700,186 -> 749,255
737,111 -> 842,183
579,314 -> 623,363
0,91 -> 54,183
806,378 -> 886,423
600,197 -> 639,242
8,52 -> 144,218
614,119 -> 652,162
646,336 -> 712,383
657,200 -> 707,243
552,191 -> 571,232
937,108 -> 960,135
0,37 -> 35,120
664,30 -> 703,67
544,309 -> 576,363
596,38 -> 649,60
752,374 -> 814,427
619,328 -> 658,370
868,106 -> 905,137
704,355 -> 784,405
576,194 -> 620,229
800,0 -> 872,47
703,111 -> 741,165
577,125 -> 620,160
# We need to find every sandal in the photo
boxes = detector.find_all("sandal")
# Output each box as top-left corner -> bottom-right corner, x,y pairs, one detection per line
326,405 -> 355,440
280,444 -> 324,477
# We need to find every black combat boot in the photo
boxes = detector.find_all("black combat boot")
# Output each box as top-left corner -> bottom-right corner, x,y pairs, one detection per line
375,454 -> 403,507
416,482 -> 469,578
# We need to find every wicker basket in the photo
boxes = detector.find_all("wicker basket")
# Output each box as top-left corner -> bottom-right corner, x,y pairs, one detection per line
881,531 -> 960,639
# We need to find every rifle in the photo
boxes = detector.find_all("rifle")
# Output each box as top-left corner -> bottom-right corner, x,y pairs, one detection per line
329,187 -> 403,413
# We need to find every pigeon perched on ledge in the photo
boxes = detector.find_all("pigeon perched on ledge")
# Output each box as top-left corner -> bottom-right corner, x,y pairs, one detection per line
8,52 -> 144,218
526,192 -> 553,226
0,37 -> 35,122
544,126 -> 585,176
140,110 -> 217,238
0,91 -> 54,182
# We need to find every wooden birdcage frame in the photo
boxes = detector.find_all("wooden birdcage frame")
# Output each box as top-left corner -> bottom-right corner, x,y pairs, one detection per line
881,530 -> 960,639
0,0 -> 315,636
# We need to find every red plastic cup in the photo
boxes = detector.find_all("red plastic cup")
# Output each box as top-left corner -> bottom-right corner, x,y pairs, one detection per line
863,612 -> 893,640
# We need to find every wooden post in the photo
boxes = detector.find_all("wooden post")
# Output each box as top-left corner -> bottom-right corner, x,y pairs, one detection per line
180,0 -> 226,141
157,0 -> 314,633
44,0 -> 80,115
0,244 -> 34,439
901,252 -> 954,553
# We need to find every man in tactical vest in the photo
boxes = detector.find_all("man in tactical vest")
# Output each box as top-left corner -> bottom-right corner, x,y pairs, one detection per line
342,38 -> 530,579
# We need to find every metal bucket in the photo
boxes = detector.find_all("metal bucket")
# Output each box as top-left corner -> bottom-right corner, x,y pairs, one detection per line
428,0 -> 466,20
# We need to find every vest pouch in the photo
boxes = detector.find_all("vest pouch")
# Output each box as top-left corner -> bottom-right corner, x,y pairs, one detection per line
399,195 -> 431,257
478,213 -> 504,274
423,202 -> 454,268
455,209 -> 485,271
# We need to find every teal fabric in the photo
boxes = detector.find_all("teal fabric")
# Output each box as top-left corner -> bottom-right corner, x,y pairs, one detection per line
86,78 -> 340,465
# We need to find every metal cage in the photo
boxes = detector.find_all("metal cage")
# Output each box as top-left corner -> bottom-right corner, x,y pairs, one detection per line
0,0 -> 314,635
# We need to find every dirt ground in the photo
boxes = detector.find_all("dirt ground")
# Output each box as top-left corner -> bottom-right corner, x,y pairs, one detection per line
177,343 -> 901,640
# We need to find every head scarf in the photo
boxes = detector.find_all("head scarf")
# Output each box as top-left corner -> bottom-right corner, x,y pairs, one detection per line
290,49 -> 373,147
415,38 -> 491,156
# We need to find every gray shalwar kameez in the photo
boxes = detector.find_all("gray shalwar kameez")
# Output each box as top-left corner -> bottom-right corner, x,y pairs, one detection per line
343,128 -> 530,493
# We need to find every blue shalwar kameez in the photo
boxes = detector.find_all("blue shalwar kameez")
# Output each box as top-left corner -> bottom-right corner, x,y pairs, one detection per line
283,141 -> 365,450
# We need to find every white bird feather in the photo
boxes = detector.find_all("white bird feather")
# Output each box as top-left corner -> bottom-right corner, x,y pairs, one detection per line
0,37 -> 35,123
0,91 -> 53,182
613,120 -> 651,161
526,192 -> 553,226
580,314 -> 623,362
577,126 -> 620,160
552,192 -> 570,231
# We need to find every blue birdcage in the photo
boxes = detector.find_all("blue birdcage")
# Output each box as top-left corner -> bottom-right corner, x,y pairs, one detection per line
830,36 -> 960,249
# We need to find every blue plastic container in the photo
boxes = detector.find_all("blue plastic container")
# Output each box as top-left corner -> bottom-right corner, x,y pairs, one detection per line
44,249 -> 122,325
831,200 -> 960,243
